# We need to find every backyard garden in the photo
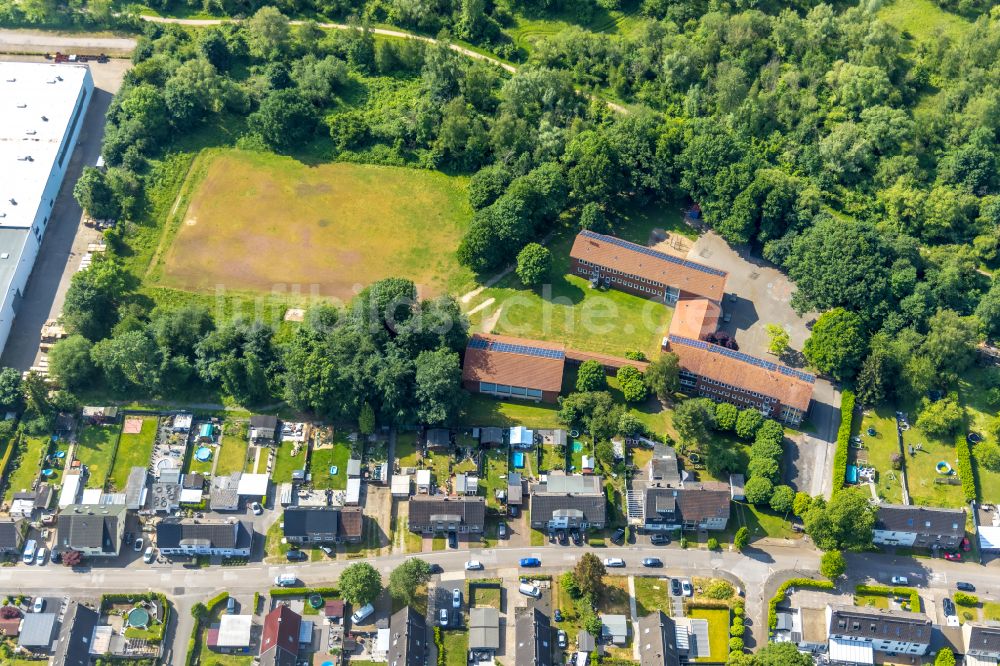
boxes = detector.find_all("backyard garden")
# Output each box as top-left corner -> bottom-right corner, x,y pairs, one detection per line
108,416 -> 158,491
76,423 -> 120,489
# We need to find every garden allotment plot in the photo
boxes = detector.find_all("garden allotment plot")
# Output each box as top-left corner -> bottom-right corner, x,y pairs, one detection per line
157,150 -> 475,300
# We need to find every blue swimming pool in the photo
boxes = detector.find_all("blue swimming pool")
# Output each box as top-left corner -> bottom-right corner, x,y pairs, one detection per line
846,465 -> 858,484
513,452 -> 525,468
572,441 -> 583,452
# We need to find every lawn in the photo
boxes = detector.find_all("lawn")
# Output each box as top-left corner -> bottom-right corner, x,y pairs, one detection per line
442,630 -> 468,666
851,406 -> 906,503
634,576 -> 671,617
264,516 -> 290,560
406,527 -> 423,553
215,432 -> 249,476
877,0 -> 971,43
901,416 -> 966,508
466,209 -> 681,358
396,432 -> 419,468
310,440 -> 351,490
152,149 -> 475,300
540,441 -> 565,472
109,417 -> 158,491
271,440 -> 309,484
432,536 -> 446,551
76,424 -> 120,489
469,583 -> 500,608
504,5 -> 644,55
482,448 -> 508,508
983,601 -> 1000,621
425,449 -> 454,487
3,436 -> 48,502
597,576 -> 631,615
688,607 -> 730,663
730,503 -> 800,542
855,594 -> 890,609
959,368 -> 1000,503
461,394 -> 561,428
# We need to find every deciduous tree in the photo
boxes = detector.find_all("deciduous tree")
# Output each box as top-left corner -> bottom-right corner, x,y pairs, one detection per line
339,562 -> 382,607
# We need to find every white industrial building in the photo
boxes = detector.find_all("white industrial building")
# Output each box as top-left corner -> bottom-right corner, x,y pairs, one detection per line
0,62 -> 94,356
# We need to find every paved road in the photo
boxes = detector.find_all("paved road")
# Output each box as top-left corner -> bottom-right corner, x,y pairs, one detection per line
0,28 -> 136,54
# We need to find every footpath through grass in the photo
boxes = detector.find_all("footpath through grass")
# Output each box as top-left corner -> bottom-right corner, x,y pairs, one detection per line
109,417 -> 158,491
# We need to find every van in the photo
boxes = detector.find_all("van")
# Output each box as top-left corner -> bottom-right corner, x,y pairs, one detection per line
22,539 -> 37,565
274,574 -> 298,587
351,603 -> 375,625
519,582 -> 541,598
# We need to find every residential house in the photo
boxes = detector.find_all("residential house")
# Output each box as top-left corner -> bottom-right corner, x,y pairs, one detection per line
462,334 -> 565,403
507,473 -> 524,508
510,426 -> 535,449
426,428 -> 451,449
210,472 -> 241,511
391,474 -> 411,498
455,473 -> 479,495
56,504 -> 127,557
408,496 -> 486,534
569,229 -> 728,305
208,615 -> 253,653
260,604 -> 301,666
964,622 -> 1000,665
647,446 -> 681,488
826,605 -> 931,663
873,504 -> 965,550
638,611 -> 680,666
772,607 -> 828,654
282,506 -> 363,545
19,613 -> 58,653
529,473 -> 607,531
470,607 -> 501,654
124,467 -> 148,511
249,414 -> 278,443
602,614 -> 629,646
0,518 -> 24,555
180,473 -> 205,504
156,518 -> 254,557
52,601 -> 99,666
387,606 -> 427,666
643,483 -> 731,532
416,469 -> 432,494
729,474 -> 746,502
515,608 -> 552,666
480,427 -> 503,446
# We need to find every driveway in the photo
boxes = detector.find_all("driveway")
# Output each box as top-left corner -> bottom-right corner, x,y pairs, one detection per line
0,29 -> 136,55
686,232 -> 841,497
0,55 -> 131,371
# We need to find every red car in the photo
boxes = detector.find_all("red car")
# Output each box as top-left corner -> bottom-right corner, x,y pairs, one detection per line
944,552 -> 962,561
961,537 -> 971,552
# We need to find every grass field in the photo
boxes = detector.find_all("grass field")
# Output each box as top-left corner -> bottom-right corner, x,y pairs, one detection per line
396,433 -> 419,467
855,593 -> 890,609
461,394 -> 562,428
688,607 -> 730,663
851,407 -> 906,503
959,368 -> 1000,503
902,418 -> 966,508
983,601 -> 1000,621
109,417 -> 158,491
442,630 -> 468,666
76,424 -> 120,489
877,0 -> 971,43
504,5 -> 644,54
311,439 -> 351,490
597,576 -> 631,615
634,576 -> 671,617
153,149 -> 475,300
466,209 -> 681,358
3,436 -> 48,503
216,434 -> 249,476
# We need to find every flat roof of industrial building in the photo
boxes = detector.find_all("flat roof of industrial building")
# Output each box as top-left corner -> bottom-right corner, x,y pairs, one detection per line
0,62 -> 91,229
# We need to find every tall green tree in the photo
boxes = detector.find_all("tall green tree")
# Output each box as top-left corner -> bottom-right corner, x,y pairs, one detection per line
339,562 -> 382,607
414,349 -> 463,425
804,488 -> 876,551
803,308 -> 866,380
388,558 -> 431,606
576,360 -> 607,392
515,243 -> 552,287
48,335 -> 95,391
644,354 -> 680,402
73,167 -> 119,220
573,552 -> 607,598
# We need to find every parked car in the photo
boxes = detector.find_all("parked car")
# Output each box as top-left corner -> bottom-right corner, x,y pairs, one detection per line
571,530 -> 583,546
429,564 -> 444,574
227,597 -> 236,614
438,608 -> 449,626
452,589 -> 462,608
519,557 -> 541,567
509,505 -> 520,518
275,574 -> 298,587
961,537 -> 971,552
603,558 -> 625,568
558,531 -> 568,546
320,545 -> 334,556
944,552 -> 962,561
286,549 -> 307,562
250,502 -> 263,515
554,609 -> 563,622
22,539 -> 37,565
943,598 -> 956,616
650,533 -> 670,545
519,582 -> 541,598
612,528 -> 626,544
642,558 -> 662,568
670,579 -> 682,596
133,537 -> 144,552
891,576 -> 909,585
681,580 -> 693,597
352,603 -> 375,625
35,548 -> 47,566
448,532 -> 458,549
33,597 -> 44,613
957,582 -> 976,592
498,523 -> 507,539
465,560 -> 483,570
558,630 -> 568,648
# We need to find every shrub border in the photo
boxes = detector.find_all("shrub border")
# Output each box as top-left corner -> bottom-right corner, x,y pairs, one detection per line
768,578 -> 834,630
955,431 -> 977,502
833,390 -> 855,493
855,584 -> 920,611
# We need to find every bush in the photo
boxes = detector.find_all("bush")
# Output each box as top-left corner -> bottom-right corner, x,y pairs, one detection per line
680,536 -> 688,549
434,626 -> 445,666
730,623 -> 744,637
703,579 -> 734,599
956,431 -> 977,502
729,637 -> 744,652
732,604 -> 745,618
833,390 -> 855,492
954,591 -> 979,606
733,526 -> 749,551
707,537 -> 720,551
205,592 -> 229,612
269,586 -> 339,598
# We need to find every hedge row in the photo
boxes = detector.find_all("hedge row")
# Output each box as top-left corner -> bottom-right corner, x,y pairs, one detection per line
434,626 -> 445,666
768,578 -> 834,630
855,584 -> 921,611
205,592 -> 229,612
269,586 -> 339,598
0,430 -> 23,501
832,390 -> 855,493
955,431 -> 977,502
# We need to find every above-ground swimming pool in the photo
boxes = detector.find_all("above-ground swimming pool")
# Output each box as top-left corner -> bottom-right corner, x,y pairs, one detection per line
195,446 -> 212,462
126,608 -> 150,628
513,452 -> 525,468
936,461 -> 953,475
572,441 -> 583,452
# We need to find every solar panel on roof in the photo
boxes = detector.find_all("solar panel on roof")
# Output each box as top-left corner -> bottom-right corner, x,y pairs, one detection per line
467,337 -> 565,360
580,230 -> 727,278
468,338 -> 489,350
670,334 -> 815,383
778,365 -> 816,383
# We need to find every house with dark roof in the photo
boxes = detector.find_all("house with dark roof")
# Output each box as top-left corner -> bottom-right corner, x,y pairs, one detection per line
19,613 -> 58,652
260,604 -> 301,666
507,472 -> 524,507
462,334 -> 566,403
643,484 -> 731,532
0,518 -> 25,555
964,622 -> 1000,662
56,504 -> 126,557
826,605 -> 931,662
515,608 -> 552,666
282,506 -> 363,544
647,445 -> 681,488
156,518 -> 254,557
638,612 -> 681,666
408,496 -> 485,534
52,602 -> 99,666
873,504 -> 965,550
480,427 -> 503,446
387,606 -> 427,666
529,473 -> 607,531
249,414 -> 278,443
426,428 -> 451,449
210,472 -> 241,511
470,607 -> 500,653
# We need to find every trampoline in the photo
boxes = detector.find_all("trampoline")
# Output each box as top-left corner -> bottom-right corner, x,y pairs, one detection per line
969,432 -> 982,444
54,451 -> 65,459
41,469 -> 53,477
330,466 -> 338,475
846,465 -> 858,484
513,452 -> 525,469
308,594 -> 324,609
126,608 -> 150,629
195,447 -> 212,462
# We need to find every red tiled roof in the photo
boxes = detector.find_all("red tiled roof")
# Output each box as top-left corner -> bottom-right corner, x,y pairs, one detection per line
670,299 -> 721,340
0,617 -> 20,637
339,507 -> 362,540
206,627 -> 219,648
570,231 -> 727,301
261,605 -> 301,658
324,600 -> 345,618
462,334 -> 565,393
564,349 -> 649,372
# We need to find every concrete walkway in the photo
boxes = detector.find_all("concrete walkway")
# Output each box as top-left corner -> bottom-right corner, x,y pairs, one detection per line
628,575 -> 640,660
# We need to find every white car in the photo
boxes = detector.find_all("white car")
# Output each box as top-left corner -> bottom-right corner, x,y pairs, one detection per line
681,580 -> 693,597
891,576 -> 909,585
143,546 -> 156,564
250,502 -> 263,515
603,557 -> 625,568
33,597 -> 45,613
133,537 -> 144,552
452,589 -> 462,608
465,560 -> 483,570
34,548 -> 47,565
